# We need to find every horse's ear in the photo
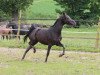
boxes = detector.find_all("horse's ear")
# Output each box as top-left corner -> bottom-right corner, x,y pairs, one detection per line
62,12 -> 65,15
62,12 -> 67,16
58,11 -> 66,16
56,14 -> 60,18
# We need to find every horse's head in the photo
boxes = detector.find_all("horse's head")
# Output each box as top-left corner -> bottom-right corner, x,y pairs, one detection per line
6,24 -> 11,28
6,21 -> 17,28
60,12 -> 76,27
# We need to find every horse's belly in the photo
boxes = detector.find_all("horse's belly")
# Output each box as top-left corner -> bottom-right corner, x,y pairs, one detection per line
36,34 -> 50,45
38,37 -> 49,45
39,41 -> 48,45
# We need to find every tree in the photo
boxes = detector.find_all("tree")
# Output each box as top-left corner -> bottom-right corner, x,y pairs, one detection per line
54,0 -> 100,27
0,0 -> 34,20
0,10 -> 8,21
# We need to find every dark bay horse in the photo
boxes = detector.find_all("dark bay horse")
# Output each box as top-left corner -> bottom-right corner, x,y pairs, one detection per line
6,22 -> 30,39
22,13 -> 76,62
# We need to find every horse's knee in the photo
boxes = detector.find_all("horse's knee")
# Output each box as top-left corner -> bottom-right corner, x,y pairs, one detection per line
2,36 -> 4,40
55,41 -> 62,46
29,41 -> 32,45
6,36 -> 8,40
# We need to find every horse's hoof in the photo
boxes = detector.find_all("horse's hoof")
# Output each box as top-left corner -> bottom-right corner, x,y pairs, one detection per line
21,58 -> 24,61
44,60 -> 48,63
59,54 -> 64,57
33,50 -> 36,53
33,48 -> 36,53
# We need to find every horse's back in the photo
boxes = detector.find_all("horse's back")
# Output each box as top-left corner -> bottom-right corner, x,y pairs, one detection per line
36,28 -> 62,45
37,28 -> 51,44
29,28 -> 50,45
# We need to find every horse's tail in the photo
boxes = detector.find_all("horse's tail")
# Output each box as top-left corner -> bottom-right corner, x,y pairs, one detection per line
24,24 -> 36,43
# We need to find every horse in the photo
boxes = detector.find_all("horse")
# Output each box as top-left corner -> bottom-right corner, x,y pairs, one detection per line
6,21 -> 30,39
21,13 -> 76,62
0,25 -> 12,40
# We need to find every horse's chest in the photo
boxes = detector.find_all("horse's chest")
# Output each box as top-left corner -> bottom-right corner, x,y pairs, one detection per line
51,33 -> 62,41
54,36 -> 62,41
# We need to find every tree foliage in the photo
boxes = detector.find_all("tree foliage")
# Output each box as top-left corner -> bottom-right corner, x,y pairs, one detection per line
0,10 -> 9,21
54,0 -> 100,27
0,0 -> 34,20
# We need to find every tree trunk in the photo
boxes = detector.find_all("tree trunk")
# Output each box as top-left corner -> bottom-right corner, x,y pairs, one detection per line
12,9 -> 19,21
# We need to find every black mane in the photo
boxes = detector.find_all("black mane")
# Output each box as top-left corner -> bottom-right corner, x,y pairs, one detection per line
51,18 -> 60,27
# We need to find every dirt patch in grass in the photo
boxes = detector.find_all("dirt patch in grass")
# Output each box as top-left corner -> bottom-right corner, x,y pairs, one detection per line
0,47 -> 100,62
0,47 -> 100,75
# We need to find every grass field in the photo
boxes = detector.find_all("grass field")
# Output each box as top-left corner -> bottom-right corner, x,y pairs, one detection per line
23,0 -> 62,19
0,0 -> 100,75
20,0 -> 100,52
0,47 -> 100,75
0,27 -> 99,52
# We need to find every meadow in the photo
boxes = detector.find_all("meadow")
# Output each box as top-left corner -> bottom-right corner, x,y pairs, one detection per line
21,0 -> 100,52
23,0 -> 62,19
0,0 -> 100,75
0,29 -> 100,75
0,47 -> 100,75
0,27 -> 99,52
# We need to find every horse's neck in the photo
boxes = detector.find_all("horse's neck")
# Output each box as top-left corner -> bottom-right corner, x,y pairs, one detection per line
51,19 -> 64,35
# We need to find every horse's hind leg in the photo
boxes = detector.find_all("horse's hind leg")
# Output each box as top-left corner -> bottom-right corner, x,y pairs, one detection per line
21,45 -> 32,60
21,41 -> 38,60
2,35 -> 4,40
29,44 -> 36,53
29,41 -> 38,53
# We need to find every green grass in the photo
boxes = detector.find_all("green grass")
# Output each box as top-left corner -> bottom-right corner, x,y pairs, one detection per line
23,0 -> 62,19
0,48 -> 100,75
23,19 -> 56,26
1,0 -> 100,74
0,27 -> 100,52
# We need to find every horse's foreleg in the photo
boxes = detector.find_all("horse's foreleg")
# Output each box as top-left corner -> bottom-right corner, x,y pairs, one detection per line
18,36 -> 20,40
6,35 -> 8,40
8,32 -> 12,39
57,42 -> 65,57
33,47 -> 36,53
59,44 -> 65,57
21,45 -> 32,60
45,44 -> 52,62
2,35 -> 4,40
9,35 -> 11,39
